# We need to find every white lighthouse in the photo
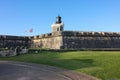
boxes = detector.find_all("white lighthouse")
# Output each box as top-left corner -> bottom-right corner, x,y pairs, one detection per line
51,16 -> 64,32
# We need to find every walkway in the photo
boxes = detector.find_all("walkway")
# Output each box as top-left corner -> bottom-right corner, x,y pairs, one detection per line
0,61 -> 97,80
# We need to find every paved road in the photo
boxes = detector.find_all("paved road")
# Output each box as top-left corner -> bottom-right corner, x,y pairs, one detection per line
0,61 -> 97,80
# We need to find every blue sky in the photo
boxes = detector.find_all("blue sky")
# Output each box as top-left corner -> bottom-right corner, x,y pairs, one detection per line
0,0 -> 120,36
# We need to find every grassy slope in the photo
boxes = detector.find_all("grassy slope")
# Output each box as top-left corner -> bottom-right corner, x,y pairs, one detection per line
0,51 -> 120,80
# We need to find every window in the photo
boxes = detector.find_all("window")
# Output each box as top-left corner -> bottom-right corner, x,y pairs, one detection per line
57,28 -> 59,31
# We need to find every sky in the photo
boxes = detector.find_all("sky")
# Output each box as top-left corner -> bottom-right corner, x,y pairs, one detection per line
0,0 -> 120,36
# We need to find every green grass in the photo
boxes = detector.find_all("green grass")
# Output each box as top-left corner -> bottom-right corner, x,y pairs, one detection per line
0,51 -> 120,80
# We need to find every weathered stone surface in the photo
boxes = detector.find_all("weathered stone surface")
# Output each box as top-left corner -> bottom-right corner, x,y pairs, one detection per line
0,35 -> 30,48
32,36 -> 63,49
0,48 -> 28,57
31,31 -> 120,50
1,31 -> 120,50
0,50 -> 16,57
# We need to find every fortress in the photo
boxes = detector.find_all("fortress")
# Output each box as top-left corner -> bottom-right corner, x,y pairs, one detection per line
1,16 -> 120,50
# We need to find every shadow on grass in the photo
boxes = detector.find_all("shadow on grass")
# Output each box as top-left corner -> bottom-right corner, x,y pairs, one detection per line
49,59 -> 95,70
0,53 -> 95,71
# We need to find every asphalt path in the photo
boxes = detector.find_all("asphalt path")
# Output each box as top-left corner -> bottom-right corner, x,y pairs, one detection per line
0,61 -> 97,80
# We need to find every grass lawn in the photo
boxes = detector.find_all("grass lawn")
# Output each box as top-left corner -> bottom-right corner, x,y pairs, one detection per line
0,51 -> 120,80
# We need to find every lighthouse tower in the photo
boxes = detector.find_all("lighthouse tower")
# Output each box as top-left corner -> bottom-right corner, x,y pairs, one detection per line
51,16 -> 64,32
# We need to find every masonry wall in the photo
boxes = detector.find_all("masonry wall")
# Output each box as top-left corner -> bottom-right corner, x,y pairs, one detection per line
0,35 -> 30,48
62,36 -> 120,49
32,32 -> 63,49
61,31 -> 120,49
31,31 -> 120,50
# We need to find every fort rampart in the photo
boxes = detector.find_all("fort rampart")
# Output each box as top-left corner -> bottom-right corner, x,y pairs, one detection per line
1,31 -> 120,50
62,31 -> 120,49
0,35 -> 31,48
31,31 -> 120,50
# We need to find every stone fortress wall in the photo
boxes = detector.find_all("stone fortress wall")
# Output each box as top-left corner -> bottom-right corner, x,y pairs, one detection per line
1,30 -> 120,50
31,31 -> 120,50
62,31 -> 120,49
0,35 -> 30,49
31,32 -> 63,49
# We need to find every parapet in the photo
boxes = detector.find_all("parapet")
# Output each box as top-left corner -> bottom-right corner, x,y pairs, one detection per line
33,33 -> 53,39
32,31 -> 120,39
0,35 -> 30,40
61,31 -> 120,37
